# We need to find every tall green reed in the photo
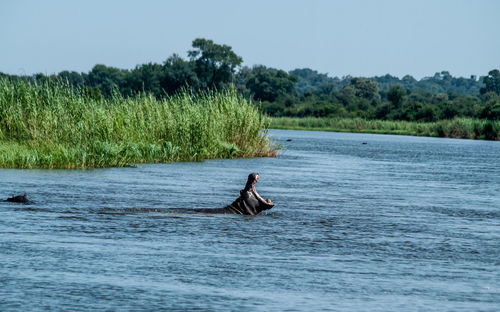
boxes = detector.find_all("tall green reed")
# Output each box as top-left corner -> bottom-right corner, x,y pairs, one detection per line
0,79 -> 277,168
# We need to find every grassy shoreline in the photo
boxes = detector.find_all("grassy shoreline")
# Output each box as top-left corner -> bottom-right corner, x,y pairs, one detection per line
270,117 -> 500,140
0,79 -> 278,169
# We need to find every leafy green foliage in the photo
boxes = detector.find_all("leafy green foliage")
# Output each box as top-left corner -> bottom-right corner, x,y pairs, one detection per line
188,38 -> 242,89
161,54 -> 200,94
245,65 -> 298,102
480,69 -> 500,95
260,70 -> 499,122
480,92 -> 500,120
289,68 -> 338,93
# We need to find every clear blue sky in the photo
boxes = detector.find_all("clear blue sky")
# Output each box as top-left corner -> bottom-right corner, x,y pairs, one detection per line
1,0 -> 498,79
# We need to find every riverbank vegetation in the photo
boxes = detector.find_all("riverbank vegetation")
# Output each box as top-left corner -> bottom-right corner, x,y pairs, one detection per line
0,79 -> 276,169
270,117 -> 500,140
1,38 -> 499,148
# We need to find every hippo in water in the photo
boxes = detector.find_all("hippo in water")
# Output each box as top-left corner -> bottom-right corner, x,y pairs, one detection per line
6,193 -> 29,203
196,173 -> 274,215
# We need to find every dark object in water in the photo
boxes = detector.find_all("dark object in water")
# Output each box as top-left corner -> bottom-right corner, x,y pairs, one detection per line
362,142 -> 367,144
286,139 -> 292,142
195,173 -> 274,215
194,193 -> 274,215
7,193 -> 28,203
224,189 -> 274,215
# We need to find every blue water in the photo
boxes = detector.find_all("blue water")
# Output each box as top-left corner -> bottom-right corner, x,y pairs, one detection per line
1,130 -> 499,311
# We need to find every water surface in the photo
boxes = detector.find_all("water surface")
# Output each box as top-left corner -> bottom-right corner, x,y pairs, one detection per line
1,130 -> 499,311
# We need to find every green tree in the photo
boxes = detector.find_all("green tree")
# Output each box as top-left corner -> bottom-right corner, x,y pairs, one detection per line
86,64 -> 127,97
57,71 -> 85,88
387,85 -> 406,109
415,105 -> 437,122
374,103 -> 392,119
480,92 -> 500,120
480,69 -> 500,95
289,68 -> 335,93
441,103 -> 459,119
347,78 -> 380,103
160,54 -> 200,95
188,38 -> 243,89
234,66 -> 253,98
126,63 -> 163,96
245,65 -> 298,102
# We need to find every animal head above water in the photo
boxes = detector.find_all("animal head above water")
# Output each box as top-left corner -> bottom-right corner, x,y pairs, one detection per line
244,172 -> 259,191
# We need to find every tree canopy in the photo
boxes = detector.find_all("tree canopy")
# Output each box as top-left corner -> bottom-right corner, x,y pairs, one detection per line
245,66 -> 298,102
1,38 -> 497,121
480,69 -> 500,95
188,38 -> 242,89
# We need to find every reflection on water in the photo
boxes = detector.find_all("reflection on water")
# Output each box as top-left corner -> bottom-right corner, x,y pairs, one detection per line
1,130 -> 499,311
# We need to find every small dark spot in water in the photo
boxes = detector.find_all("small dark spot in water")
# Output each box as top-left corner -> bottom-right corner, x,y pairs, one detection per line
6,193 -> 29,203
286,139 -> 292,142
362,142 -> 367,144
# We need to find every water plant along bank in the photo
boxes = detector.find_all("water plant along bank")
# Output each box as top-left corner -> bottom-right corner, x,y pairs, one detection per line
270,117 -> 500,140
0,79 -> 277,169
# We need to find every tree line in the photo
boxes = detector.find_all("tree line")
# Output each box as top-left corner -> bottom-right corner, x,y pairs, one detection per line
262,68 -> 500,121
1,38 -> 499,121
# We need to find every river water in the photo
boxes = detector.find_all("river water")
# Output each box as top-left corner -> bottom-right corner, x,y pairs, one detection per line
1,130 -> 499,311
